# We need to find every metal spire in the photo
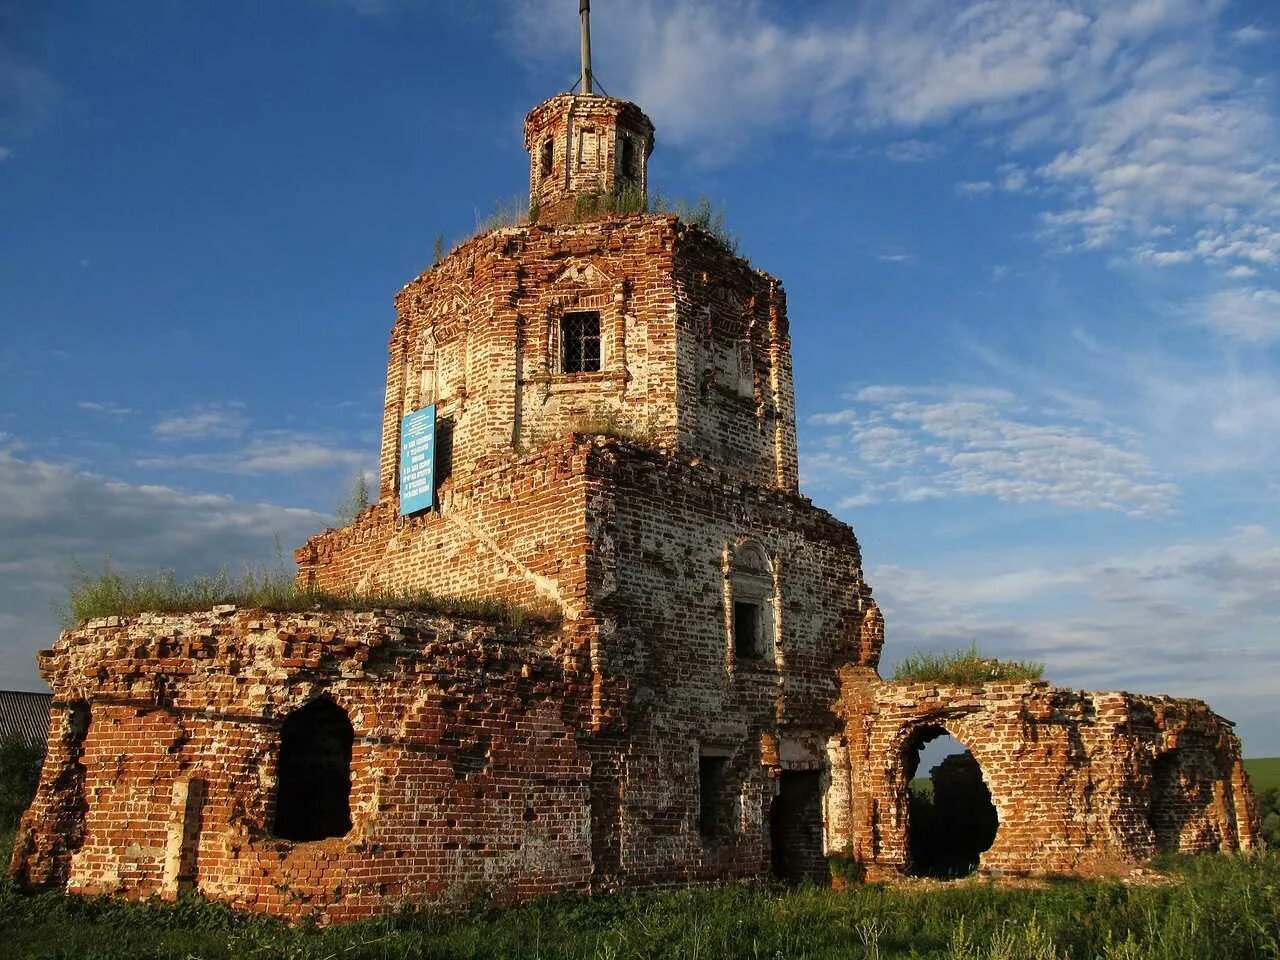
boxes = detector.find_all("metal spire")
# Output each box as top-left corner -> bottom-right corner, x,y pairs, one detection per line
579,0 -> 593,94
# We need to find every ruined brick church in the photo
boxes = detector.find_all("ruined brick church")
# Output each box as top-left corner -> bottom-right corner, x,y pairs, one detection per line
10,10 -> 1259,922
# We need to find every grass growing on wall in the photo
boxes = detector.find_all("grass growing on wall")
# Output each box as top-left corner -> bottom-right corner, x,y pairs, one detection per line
63,566 -> 560,630
0,839 -> 1276,960
891,643 -> 1045,685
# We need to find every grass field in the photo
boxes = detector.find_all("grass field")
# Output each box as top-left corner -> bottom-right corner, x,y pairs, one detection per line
1245,756 -> 1280,792
2,830 -> 1277,960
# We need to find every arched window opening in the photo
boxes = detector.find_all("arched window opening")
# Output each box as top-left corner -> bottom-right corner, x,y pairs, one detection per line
727,542 -> 775,664
540,138 -> 554,178
903,727 -> 997,878
619,135 -> 637,185
273,698 -> 354,842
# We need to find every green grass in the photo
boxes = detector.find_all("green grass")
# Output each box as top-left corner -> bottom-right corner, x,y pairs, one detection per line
64,566 -> 560,631
1245,757 -> 1280,793
2,826 -> 1277,960
891,643 -> 1045,686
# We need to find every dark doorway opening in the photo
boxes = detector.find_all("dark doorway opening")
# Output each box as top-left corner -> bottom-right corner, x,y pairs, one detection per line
1149,750 -> 1189,853
770,770 -> 826,882
904,727 -> 997,878
273,698 -> 354,842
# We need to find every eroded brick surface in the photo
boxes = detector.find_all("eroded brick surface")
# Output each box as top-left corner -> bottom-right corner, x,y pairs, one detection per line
826,668 -> 1259,878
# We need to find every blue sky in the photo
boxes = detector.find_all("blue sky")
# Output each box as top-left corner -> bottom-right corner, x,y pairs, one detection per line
2,1 -> 1277,754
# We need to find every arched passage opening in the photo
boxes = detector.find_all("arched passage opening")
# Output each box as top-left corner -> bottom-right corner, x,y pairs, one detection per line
903,726 -> 998,878
272,698 -> 354,842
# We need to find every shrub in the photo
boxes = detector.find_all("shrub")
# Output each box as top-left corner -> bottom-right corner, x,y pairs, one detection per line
473,195 -> 530,234
64,565 -> 560,630
1259,786 -> 1280,849
0,732 -> 43,829
650,193 -> 739,254
335,474 -> 371,525
891,643 -> 1044,685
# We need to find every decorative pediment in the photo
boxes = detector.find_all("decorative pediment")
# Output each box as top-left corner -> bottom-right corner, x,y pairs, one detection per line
429,289 -> 471,343
548,258 -> 615,292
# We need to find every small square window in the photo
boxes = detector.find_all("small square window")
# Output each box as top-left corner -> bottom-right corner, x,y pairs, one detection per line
560,311 -> 601,374
699,756 -> 728,837
733,601 -> 762,660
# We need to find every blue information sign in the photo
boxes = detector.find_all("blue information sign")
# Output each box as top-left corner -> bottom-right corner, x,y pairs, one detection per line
399,405 -> 436,516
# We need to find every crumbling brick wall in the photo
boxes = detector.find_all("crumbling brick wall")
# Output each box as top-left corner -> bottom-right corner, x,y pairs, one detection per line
379,216 -> 798,503
299,436 -> 876,892
9,610 -> 597,922
826,668 -> 1259,878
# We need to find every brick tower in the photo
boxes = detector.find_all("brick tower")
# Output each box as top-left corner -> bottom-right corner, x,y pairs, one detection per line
296,0 -> 865,891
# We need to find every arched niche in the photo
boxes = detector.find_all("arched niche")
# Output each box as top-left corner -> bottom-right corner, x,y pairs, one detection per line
272,698 -> 354,843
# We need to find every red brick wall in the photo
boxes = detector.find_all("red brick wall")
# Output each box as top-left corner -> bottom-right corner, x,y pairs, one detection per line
10,610 -> 596,922
826,669 -> 1260,878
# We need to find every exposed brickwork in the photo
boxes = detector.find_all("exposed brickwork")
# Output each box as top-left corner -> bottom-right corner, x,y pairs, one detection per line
10,86 -> 1260,921
10,610 -> 596,921
826,668 -> 1259,879
524,93 -> 654,224
374,213 -> 797,504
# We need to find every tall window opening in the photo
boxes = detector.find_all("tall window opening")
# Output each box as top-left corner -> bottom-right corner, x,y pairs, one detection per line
620,136 -> 637,184
726,541 -> 774,667
540,138 -> 554,178
698,755 -> 729,838
273,698 -> 354,842
560,311 -> 601,373
903,726 -> 997,878
733,601 -> 762,660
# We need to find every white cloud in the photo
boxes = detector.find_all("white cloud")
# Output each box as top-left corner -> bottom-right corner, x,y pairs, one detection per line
77,401 -> 133,416
883,139 -> 938,163
1231,25 -> 1267,45
153,402 -> 248,440
137,433 -> 368,474
871,525 -> 1280,754
0,146 -> 11,162
1198,287 -> 1280,343
506,1 -> 1278,278
807,384 -> 1178,515
0,450 -> 327,691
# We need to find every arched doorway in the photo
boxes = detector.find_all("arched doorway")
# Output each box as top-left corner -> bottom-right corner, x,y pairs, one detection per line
272,698 -> 354,842
902,726 -> 998,877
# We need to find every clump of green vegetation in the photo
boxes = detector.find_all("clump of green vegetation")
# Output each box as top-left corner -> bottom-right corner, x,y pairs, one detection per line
1256,785 -> 1280,849
335,473 -> 371,525
567,404 -> 658,444
650,193 -> 739,254
0,840 -> 1276,959
473,195 -> 530,234
465,187 -> 739,256
572,182 -> 647,220
891,643 -> 1045,685
0,733 -> 43,830
64,565 -> 560,630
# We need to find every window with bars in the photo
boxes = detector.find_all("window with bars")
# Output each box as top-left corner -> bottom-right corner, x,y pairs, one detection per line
560,311 -> 602,373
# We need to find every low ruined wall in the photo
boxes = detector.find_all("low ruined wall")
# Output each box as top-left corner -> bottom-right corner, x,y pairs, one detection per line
9,609 -> 595,922
827,668 -> 1259,878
